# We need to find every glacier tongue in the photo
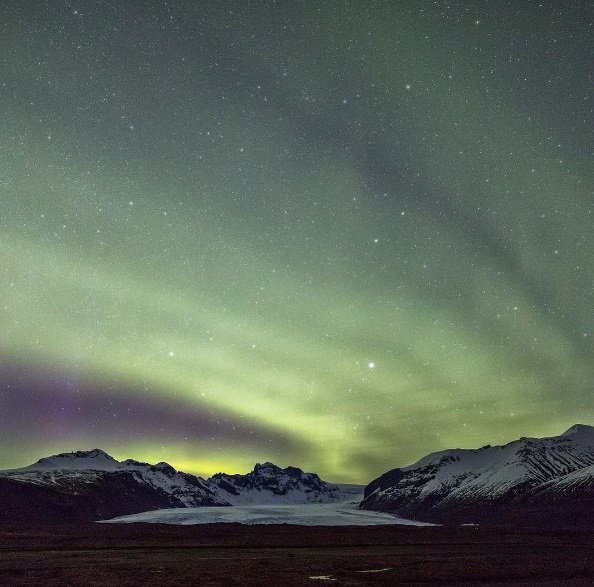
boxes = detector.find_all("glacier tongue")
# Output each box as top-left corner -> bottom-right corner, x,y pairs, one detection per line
100,500 -> 435,526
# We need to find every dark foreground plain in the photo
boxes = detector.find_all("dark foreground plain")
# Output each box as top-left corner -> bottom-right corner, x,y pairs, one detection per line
0,523 -> 593,586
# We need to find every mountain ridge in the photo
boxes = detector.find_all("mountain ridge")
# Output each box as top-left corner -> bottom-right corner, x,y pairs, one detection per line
0,450 -> 361,521
360,424 -> 594,527
210,461 -> 361,505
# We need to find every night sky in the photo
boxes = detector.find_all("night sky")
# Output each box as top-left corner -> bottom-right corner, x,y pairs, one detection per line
1,1 -> 592,483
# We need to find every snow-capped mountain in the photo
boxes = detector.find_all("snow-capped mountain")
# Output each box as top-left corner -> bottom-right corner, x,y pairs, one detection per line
0,449 -> 226,522
360,424 -> 594,527
21,448 -> 122,471
0,450 -> 361,522
5,448 -> 226,508
210,462 -> 361,505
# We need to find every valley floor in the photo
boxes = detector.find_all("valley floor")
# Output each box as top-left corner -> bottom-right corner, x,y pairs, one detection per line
0,523 -> 593,586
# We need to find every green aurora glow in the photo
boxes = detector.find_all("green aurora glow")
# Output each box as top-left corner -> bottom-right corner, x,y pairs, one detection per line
0,1 -> 592,482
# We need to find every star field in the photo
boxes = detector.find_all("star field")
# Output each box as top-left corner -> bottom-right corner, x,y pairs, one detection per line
0,1 -> 592,482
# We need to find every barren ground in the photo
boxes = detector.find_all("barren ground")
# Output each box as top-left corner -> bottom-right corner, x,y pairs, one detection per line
0,523 -> 593,586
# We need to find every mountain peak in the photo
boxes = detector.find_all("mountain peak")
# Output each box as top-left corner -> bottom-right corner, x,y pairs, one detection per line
254,461 -> 277,468
27,448 -> 120,471
253,462 -> 284,472
80,448 -> 114,459
561,424 -> 594,438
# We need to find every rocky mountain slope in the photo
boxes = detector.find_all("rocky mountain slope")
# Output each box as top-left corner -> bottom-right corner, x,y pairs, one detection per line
210,462 -> 361,505
360,424 -> 594,527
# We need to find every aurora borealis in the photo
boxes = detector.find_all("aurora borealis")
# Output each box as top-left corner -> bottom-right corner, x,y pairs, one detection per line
1,1 -> 592,483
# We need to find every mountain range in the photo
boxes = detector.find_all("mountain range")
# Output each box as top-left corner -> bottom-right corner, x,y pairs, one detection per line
0,450 -> 359,522
1,424 -> 593,526
360,424 -> 594,527
210,462 -> 360,505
